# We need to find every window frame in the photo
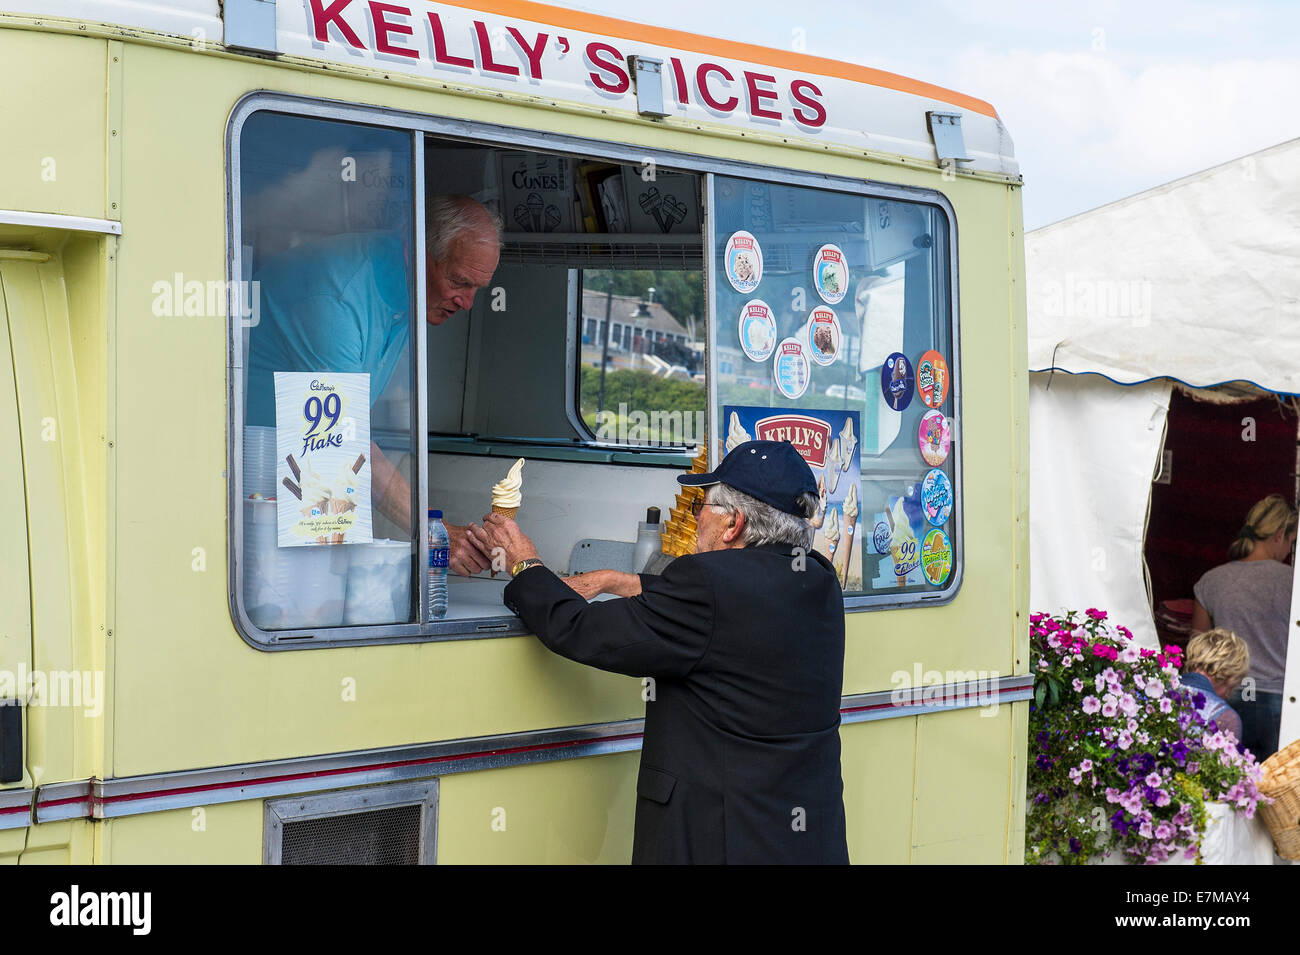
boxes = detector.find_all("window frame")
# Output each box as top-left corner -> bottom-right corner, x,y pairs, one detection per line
226,91 -> 962,653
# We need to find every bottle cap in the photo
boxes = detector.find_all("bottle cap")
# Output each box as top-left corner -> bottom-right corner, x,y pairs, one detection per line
428,509 -> 443,519
646,506 -> 661,524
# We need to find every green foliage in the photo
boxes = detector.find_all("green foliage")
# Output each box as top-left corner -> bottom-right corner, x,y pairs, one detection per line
583,269 -> 703,332
580,369 -> 705,420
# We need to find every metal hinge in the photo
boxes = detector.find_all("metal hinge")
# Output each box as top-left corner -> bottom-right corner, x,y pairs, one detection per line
224,0 -> 278,55
927,111 -> 972,171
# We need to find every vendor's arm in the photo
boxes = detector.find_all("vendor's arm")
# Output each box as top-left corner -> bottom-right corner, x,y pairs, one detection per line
370,441 -> 490,576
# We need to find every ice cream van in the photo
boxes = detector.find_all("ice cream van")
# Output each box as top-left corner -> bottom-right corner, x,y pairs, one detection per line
0,0 -> 1031,863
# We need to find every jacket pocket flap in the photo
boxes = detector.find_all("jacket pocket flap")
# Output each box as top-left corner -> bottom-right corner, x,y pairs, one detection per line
636,765 -> 677,804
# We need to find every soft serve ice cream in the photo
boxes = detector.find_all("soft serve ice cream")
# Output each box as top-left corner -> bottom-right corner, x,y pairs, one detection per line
888,497 -> 919,586
823,505 -> 841,559
838,418 -> 856,471
491,457 -> 525,517
725,412 -> 752,455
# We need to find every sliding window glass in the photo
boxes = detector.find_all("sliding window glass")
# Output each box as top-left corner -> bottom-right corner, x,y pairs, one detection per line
235,112 -> 419,637
711,176 -> 959,605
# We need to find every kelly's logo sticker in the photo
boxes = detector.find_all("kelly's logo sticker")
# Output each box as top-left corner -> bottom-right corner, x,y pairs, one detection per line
813,244 -> 848,305
773,337 -> 811,400
738,299 -> 777,362
725,230 -> 764,293
753,414 -> 833,467
806,306 -> 841,366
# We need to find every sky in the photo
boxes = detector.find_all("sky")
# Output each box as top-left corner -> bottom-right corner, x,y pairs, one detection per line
569,0 -> 1300,230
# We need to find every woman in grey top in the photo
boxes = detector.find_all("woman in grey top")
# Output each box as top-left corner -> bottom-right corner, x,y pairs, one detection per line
1191,494 -> 1297,759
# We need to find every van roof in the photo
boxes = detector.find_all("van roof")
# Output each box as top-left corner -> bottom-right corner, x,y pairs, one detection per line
473,0 -> 999,118
1,0 -> 1018,176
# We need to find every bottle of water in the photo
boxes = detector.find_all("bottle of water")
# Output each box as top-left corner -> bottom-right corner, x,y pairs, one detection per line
427,509 -> 449,620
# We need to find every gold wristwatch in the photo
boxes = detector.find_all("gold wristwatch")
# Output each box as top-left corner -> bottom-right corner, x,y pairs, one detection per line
511,557 -> 544,577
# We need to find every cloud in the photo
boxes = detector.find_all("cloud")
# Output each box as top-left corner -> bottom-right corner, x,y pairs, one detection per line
949,47 -> 1300,226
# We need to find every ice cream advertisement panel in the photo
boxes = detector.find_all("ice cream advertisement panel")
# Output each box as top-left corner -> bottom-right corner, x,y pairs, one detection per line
724,405 -> 863,591
275,372 -> 373,547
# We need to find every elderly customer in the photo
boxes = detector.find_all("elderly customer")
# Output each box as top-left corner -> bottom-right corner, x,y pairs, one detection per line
469,440 -> 849,865
1181,629 -> 1251,750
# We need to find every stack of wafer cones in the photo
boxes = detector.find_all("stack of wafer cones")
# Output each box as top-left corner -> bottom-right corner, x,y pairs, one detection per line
661,445 -> 709,557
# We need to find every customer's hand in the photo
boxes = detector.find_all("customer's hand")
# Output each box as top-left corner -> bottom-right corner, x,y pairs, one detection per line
446,521 -> 491,576
471,514 -> 539,574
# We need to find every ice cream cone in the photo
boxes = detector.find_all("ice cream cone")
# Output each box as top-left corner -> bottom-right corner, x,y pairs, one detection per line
491,458 -> 525,522
840,485 -> 859,588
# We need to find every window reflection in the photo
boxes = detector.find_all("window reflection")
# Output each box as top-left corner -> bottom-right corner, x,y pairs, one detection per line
238,113 -> 417,631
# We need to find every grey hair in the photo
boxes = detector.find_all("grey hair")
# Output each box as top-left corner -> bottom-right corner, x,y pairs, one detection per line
707,484 -> 817,551
426,194 -> 504,261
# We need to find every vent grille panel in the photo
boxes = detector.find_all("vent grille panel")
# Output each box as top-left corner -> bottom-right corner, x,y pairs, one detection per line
280,804 -> 422,865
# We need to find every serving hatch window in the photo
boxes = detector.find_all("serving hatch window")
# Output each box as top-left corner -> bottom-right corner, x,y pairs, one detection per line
230,99 -> 958,647
711,175 -> 959,604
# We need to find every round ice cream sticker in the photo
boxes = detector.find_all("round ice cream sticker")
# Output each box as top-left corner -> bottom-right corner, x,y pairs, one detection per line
916,350 -> 950,409
738,300 -> 777,362
918,411 -> 952,467
725,230 -> 764,293
922,528 -> 953,586
773,337 -> 811,400
872,520 -> 891,555
806,306 -> 841,366
881,352 -> 914,412
920,467 -> 953,526
813,244 -> 848,305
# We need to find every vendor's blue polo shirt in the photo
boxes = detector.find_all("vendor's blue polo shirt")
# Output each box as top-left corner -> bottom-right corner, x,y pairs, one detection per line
245,232 -> 410,427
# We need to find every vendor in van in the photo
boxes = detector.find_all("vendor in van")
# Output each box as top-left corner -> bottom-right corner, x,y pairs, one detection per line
245,194 -> 501,575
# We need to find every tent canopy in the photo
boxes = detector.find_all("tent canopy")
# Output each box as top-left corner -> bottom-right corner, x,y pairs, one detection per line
1027,137 -> 1300,395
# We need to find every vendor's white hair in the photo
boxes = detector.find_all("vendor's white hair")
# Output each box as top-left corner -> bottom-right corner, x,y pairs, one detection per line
426,194 -> 504,261
708,484 -> 817,551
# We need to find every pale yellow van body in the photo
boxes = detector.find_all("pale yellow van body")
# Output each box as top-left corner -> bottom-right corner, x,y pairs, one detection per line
0,1 -> 1028,863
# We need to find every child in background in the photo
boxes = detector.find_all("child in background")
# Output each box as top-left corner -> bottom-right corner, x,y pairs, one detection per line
1181,628 -> 1251,751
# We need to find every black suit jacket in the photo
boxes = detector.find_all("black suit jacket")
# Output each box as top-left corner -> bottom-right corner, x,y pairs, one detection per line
503,542 -> 849,864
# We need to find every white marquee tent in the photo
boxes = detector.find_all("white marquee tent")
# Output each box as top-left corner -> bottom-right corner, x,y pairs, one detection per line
1025,137 -> 1300,745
